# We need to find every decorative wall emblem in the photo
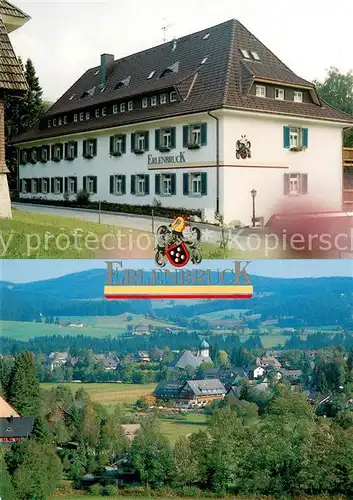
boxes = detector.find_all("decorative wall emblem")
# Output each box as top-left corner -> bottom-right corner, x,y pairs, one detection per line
236,135 -> 251,159
155,215 -> 202,267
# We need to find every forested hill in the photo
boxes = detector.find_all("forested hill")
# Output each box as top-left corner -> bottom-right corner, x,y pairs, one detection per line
0,270 -> 352,326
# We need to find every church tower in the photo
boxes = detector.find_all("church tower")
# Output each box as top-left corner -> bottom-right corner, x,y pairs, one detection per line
198,339 -> 210,358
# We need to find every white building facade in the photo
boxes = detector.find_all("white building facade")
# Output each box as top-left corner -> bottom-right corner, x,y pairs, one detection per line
14,19 -> 352,226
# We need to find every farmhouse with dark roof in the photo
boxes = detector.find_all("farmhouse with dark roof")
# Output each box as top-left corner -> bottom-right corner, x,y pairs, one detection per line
14,19 -> 352,225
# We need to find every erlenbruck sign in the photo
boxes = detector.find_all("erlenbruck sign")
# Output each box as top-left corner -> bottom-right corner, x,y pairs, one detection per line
147,151 -> 186,165
104,260 -> 254,300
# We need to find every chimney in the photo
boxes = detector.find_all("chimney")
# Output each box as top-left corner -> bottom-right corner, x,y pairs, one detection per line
100,53 -> 114,88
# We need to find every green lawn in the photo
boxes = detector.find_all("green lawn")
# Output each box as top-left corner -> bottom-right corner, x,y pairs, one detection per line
159,412 -> 208,443
41,382 -> 157,407
1,209 -> 153,258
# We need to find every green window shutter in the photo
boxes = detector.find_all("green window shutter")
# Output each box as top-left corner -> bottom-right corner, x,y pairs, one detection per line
64,177 -> 68,192
201,172 -> 207,195
301,174 -> 308,194
51,145 -> 55,159
171,173 -> 176,195
83,176 -> 87,192
110,136 -> 114,155
155,129 -> 160,150
155,174 -> 161,194
283,173 -> 290,195
110,175 -> 114,194
302,128 -> 308,148
51,178 -> 54,193
144,131 -> 149,151
93,139 -> 97,156
171,127 -> 176,149
83,140 -> 87,157
131,133 -> 136,152
201,123 -> 207,146
59,144 -> 63,159
93,177 -> 97,193
144,174 -> 150,195
131,175 -> 136,194
64,143 -> 68,159
183,173 -> 189,195
74,177 -> 77,193
122,135 -> 126,154
183,126 -> 189,147
122,175 -> 126,194
59,177 -> 63,193
37,147 -> 41,161
283,126 -> 290,148
20,179 -> 23,192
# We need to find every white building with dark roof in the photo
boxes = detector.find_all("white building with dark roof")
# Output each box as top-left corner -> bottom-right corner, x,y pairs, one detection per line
13,19 -> 353,225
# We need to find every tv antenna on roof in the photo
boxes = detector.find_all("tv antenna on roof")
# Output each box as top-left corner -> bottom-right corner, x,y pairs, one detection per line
161,19 -> 172,42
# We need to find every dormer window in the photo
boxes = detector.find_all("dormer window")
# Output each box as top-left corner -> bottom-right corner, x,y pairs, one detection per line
58,117 -> 62,126
142,97 -> 148,108
115,76 -> 131,90
128,101 -> 133,111
160,93 -> 167,104
85,112 -> 90,120
147,70 -> 156,79
73,114 -> 78,123
48,120 -> 51,128
170,91 -> 177,102
241,49 -> 251,59
151,96 -> 157,106
95,109 -> 100,118
115,82 -> 125,89
120,103 -> 126,113
81,91 -> 90,99
160,61 -> 179,78
63,116 -> 68,124
79,112 -> 84,121
160,68 -> 173,78
275,88 -> 285,100
256,85 -> 266,97
294,91 -> 303,103
102,107 -> 107,116
113,104 -> 118,114
53,118 -> 57,127
251,51 -> 260,61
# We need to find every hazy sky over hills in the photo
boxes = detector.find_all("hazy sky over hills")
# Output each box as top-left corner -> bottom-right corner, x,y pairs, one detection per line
1,259 -> 352,283
10,0 -> 353,102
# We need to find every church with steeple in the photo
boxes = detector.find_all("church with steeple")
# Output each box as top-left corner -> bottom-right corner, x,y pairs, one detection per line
173,339 -> 213,371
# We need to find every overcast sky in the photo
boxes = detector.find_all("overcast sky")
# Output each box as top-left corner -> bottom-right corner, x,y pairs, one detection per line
10,0 -> 353,102
1,259 -> 352,283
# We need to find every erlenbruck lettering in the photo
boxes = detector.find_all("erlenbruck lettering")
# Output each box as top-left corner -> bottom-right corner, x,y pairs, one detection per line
147,151 -> 186,165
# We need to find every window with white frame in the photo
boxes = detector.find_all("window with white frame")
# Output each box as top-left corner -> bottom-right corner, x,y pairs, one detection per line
170,91 -> 177,102
85,111 -> 90,120
137,133 -> 145,150
113,104 -> 118,114
31,149 -> 37,163
95,109 -> 100,118
120,103 -> 126,112
294,91 -> 303,102
87,141 -> 94,157
54,178 -> 61,194
42,178 -> 48,194
191,125 -> 201,146
151,96 -> 157,106
115,175 -> 123,195
275,88 -> 284,100
21,150 -> 27,164
162,174 -> 171,195
32,179 -> 37,193
289,173 -> 300,195
79,112 -> 84,121
48,120 -> 52,128
53,145 -> 62,160
53,118 -> 57,127
137,175 -> 145,195
74,114 -> 78,122
161,129 -> 171,148
58,117 -> 62,126
128,101 -> 133,111
102,107 -> 107,116
68,177 -> 76,194
160,93 -> 167,104
42,147 -> 48,162
290,127 -> 299,148
256,85 -> 266,97
114,136 -> 123,154
87,176 -> 95,194
63,116 -> 68,124
190,173 -> 201,195
142,97 -> 148,108
67,142 -> 76,159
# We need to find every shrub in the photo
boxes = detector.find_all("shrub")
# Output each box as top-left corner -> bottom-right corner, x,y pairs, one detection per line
76,189 -> 90,206
102,483 -> 119,496
88,483 -> 103,495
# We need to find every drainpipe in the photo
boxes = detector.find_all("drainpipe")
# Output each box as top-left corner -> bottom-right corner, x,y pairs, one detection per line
207,111 -> 220,216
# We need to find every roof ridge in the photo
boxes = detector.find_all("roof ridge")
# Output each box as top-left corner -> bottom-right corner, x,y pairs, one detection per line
222,19 -> 237,106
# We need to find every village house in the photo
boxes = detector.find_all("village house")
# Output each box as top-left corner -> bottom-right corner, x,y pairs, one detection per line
94,354 -> 118,370
173,339 -> 212,371
0,396 -> 34,445
13,19 -> 353,225
154,378 -> 226,407
133,324 -> 151,336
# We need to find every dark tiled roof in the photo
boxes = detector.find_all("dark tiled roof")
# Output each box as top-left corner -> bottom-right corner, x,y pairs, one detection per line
14,19 -> 353,144
0,0 -> 30,20
0,416 -> 34,437
0,14 -> 27,93
184,378 -> 226,396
